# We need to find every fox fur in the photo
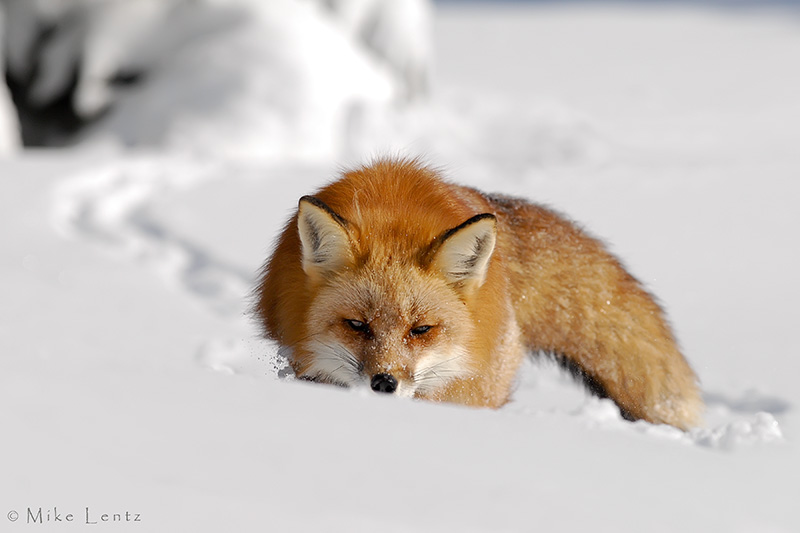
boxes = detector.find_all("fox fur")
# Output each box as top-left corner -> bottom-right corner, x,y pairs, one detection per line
255,158 -> 703,429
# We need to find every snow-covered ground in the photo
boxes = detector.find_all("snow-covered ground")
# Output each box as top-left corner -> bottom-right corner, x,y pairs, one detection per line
2,2 -> 799,532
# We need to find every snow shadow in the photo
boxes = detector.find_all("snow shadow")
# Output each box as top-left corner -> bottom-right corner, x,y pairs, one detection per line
704,389 -> 791,416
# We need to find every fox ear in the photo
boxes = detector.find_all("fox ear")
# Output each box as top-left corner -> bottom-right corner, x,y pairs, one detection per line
431,213 -> 497,295
297,196 -> 353,280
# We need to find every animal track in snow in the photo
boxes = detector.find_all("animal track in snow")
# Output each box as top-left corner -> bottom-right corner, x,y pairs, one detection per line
51,155 -> 254,317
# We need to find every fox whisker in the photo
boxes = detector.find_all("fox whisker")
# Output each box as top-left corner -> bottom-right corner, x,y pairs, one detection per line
413,354 -> 465,381
301,338 -> 364,387
276,332 -> 320,359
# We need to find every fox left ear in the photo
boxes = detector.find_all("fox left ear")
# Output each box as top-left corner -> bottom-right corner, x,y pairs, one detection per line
431,213 -> 497,295
297,196 -> 353,281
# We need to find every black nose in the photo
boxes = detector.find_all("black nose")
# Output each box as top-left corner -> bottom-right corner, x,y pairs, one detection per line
371,373 -> 398,394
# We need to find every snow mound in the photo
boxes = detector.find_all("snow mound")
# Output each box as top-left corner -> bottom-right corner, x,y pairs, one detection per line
325,0 -> 433,101
75,0 -> 395,160
3,0 -> 438,158
484,354 -> 788,449
0,5 -> 21,155
690,412 -> 784,449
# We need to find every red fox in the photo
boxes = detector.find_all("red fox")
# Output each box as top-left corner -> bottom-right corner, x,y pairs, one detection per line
255,159 -> 702,429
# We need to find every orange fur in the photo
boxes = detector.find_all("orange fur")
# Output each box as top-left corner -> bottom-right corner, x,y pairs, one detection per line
255,159 -> 703,429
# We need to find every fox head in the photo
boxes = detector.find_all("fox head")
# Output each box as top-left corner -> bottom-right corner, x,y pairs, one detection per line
292,195 -> 497,399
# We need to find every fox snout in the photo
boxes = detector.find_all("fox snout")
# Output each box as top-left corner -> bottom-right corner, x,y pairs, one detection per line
370,373 -> 398,394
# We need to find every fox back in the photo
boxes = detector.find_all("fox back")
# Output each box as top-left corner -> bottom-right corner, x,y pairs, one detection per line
255,159 -> 702,429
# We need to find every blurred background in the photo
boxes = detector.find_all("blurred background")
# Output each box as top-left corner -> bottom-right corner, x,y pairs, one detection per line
0,0 -> 435,158
3,0 -> 795,163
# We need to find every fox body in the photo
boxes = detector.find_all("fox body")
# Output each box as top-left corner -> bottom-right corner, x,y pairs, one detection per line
256,159 -> 702,429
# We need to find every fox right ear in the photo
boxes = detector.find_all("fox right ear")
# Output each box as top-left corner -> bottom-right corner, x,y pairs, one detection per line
297,196 -> 353,281
430,213 -> 497,296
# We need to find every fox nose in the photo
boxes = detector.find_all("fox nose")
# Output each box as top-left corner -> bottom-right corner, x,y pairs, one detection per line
371,373 -> 398,394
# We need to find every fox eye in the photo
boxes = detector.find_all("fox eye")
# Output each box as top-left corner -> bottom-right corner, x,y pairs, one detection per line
410,325 -> 433,336
344,319 -> 368,332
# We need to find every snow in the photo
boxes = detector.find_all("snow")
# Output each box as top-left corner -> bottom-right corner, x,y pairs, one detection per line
2,2 -> 800,532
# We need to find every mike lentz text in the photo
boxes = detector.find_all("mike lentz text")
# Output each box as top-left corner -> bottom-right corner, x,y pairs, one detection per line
21,507 -> 142,525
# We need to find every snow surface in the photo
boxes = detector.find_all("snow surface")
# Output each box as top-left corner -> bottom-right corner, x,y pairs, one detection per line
2,2 -> 800,532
